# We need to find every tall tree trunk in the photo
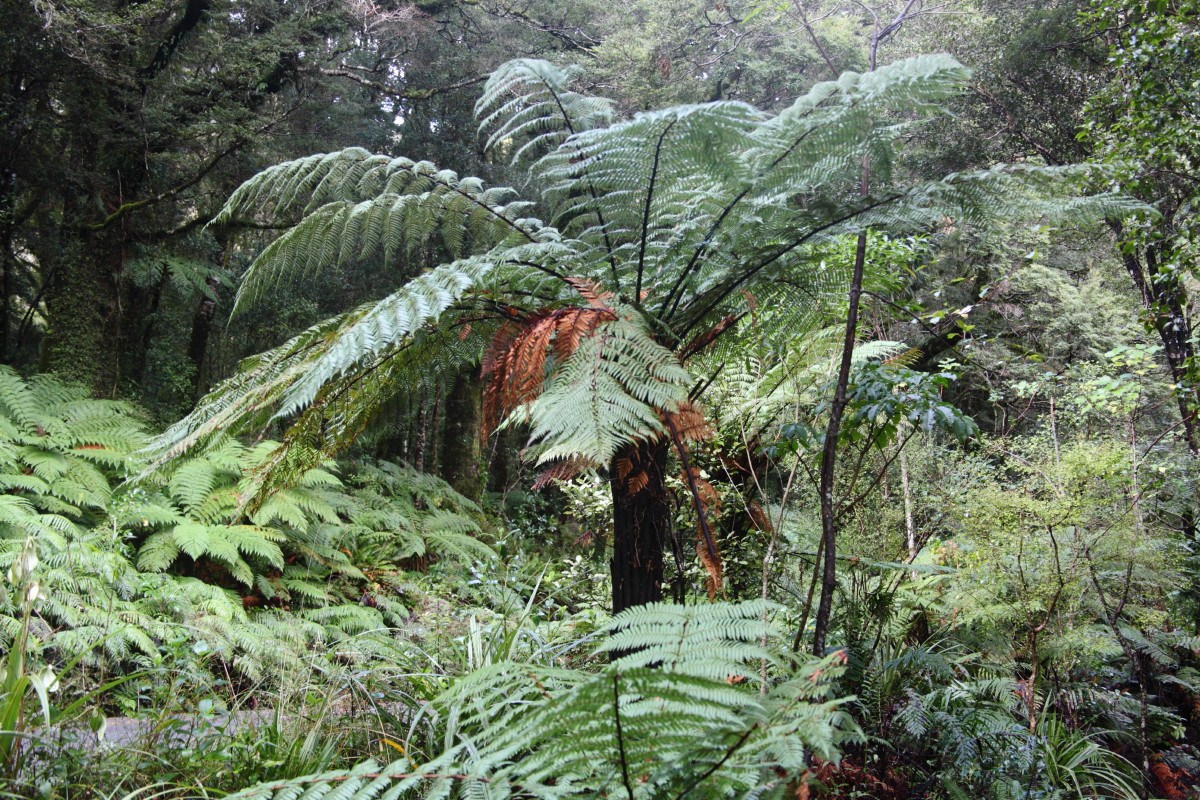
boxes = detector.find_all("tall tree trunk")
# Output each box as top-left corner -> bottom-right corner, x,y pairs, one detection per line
427,395 -> 442,475
1117,235 -> 1200,607
39,228 -> 122,393
487,425 -> 513,495
414,404 -> 428,473
900,445 -> 916,562
124,271 -> 166,388
0,184 -> 13,362
1118,239 -> 1200,460
0,238 -> 9,362
609,438 -> 670,614
439,369 -> 483,501
810,0 -> 918,658
186,274 -> 222,401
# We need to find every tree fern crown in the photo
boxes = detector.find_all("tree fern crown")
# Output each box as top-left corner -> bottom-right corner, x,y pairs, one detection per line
159,54 -> 1144,489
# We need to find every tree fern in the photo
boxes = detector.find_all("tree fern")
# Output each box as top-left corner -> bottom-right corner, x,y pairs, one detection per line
150,54 -> 1145,617
226,601 -> 861,800
156,54 -> 1140,477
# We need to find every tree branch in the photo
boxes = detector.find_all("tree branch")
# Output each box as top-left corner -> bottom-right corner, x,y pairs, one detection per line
319,68 -> 485,100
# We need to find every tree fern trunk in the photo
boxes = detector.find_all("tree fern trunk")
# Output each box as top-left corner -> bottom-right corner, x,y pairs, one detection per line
609,439 -> 669,614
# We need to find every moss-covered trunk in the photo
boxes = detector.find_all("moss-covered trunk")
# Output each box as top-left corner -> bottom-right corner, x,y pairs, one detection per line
39,227 -> 123,393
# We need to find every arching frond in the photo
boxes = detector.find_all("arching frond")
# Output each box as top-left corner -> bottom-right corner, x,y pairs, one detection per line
215,147 -> 550,313
476,59 -> 615,167
148,257 -> 501,468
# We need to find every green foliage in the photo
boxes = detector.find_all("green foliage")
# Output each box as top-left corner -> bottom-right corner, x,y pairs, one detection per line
153,53 -> 1140,499
0,366 -> 145,517
517,315 -> 692,464
342,459 -> 493,566
0,368 -> 496,687
776,362 -> 977,456
1083,0 -> 1200,423
131,437 -> 345,588
226,601 -> 861,800
479,59 -> 615,165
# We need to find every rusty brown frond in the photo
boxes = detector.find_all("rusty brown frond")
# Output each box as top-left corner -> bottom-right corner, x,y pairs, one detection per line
665,399 -> 714,442
614,455 -> 634,482
679,313 -> 740,361
550,307 -> 616,362
481,319 -> 522,435
748,500 -> 773,533
480,297 -> 617,438
696,529 -> 724,601
565,277 -> 615,309
680,464 -> 724,600
681,466 -> 722,517
531,456 -> 593,489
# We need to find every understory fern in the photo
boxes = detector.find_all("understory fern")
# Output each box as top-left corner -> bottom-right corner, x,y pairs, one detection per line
341,459 -> 494,566
227,601 -> 862,800
0,369 -> 495,682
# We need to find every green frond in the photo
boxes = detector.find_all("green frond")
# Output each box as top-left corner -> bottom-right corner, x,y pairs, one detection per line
597,600 -> 780,679
213,146 -> 548,314
226,601 -> 860,800
167,455 -> 227,514
517,316 -> 692,464
476,59 -> 615,166
147,258 -> 497,469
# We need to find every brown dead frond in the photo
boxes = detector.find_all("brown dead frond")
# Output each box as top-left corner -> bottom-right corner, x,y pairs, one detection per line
748,500 -> 773,533
680,313 -> 741,361
480,301 -> 616,437
614,455 -> 634,482
679,464 -> 724,600
531,456 -> 593,489
666,399 -> 714,442
565,277 -> 615,309
696,529 -> 724,601
627,469 -> 650,494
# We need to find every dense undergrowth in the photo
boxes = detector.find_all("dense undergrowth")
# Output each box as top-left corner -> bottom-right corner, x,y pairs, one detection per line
0,366 -> 498,687
0,364 -> 1198,799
